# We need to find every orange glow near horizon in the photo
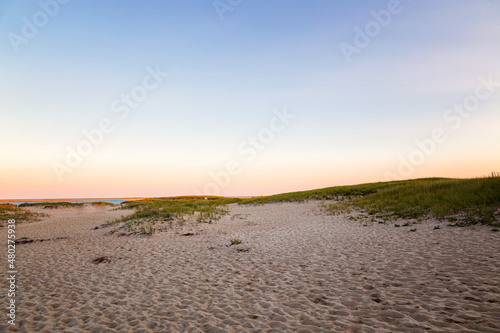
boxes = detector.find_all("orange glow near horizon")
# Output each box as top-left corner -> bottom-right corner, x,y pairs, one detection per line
2,156 -> 498,200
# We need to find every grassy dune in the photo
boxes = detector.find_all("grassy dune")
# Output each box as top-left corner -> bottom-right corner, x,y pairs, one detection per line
241,178 -> 448,204
104,176 -> 499,235
244,177 -> 500,226
119,196 -> 242,217
105,196 -> 242,234
332,177 -> 500,224
0,204 -> 48,226
19,201 -> 116,208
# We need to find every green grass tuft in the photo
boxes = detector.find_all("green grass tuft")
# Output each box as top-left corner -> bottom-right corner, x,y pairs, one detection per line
0,204 -> 48,226
230,239 -> 242,245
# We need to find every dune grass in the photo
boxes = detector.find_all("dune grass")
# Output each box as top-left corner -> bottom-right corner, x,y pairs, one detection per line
106,196 -> 242,234
0,204 -> 48,226
102,176 -> 500,233
338,177 -> 498,219
241,178 -> 447,204
20,202 -> 85,208
242,177 -> 500,226
19,201 -> 116,208
119,196 -> 241,218
122,195 -> 229,203
332,177 -> 500,225
88,201 -> 116,206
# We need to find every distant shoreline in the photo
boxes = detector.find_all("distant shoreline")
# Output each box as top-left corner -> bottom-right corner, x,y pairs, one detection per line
0,198 -> 144,204
0,196 -> 254,204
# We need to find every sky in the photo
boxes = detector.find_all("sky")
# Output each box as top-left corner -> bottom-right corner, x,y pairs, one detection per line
1,0 -> 499,199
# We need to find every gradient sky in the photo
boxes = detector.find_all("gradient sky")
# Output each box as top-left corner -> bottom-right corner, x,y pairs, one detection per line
1,0 -> 499,199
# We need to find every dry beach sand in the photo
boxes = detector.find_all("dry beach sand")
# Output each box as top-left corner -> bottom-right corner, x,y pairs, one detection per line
1,202 -> 499,332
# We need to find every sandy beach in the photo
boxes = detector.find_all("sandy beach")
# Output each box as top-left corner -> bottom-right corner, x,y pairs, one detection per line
2,202 -> 499,332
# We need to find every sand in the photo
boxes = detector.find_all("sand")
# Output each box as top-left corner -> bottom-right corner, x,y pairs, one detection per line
1,202 -> 499,332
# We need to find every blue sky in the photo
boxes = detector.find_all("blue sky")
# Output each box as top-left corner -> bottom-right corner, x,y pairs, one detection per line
1,0 -> 499,199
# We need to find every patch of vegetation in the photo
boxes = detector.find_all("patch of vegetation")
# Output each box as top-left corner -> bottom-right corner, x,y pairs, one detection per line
197,210 -> 223,224
20,202 -> 85,208
240,180 -> 426,205
325,177 -> 500,226
0,204 -> 48,226
89,201 -> 116,206
230,239 -> 242,246
231,213 -> 248,220
245,177 -> 499,226
434,225 -> 441,230
121,195 -> 227,204
19,201 -> 115,209
448,222 -> 471,228
103,196 -> 241,235
410,228 -> 417,232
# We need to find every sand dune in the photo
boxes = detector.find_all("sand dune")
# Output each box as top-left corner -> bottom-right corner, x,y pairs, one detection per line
1,202 -> 499,332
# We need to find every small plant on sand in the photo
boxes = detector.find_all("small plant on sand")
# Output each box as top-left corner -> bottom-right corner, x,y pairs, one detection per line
394,224 -> 400,227
146,222 -> 155,235
410,228 -> 416,232
434,225 -> 441,230
402,222 -> 410,227
492,228 -> 499,232
230,239 -> 242,246
448,222 -> 469,227
231,213 -> 248,220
